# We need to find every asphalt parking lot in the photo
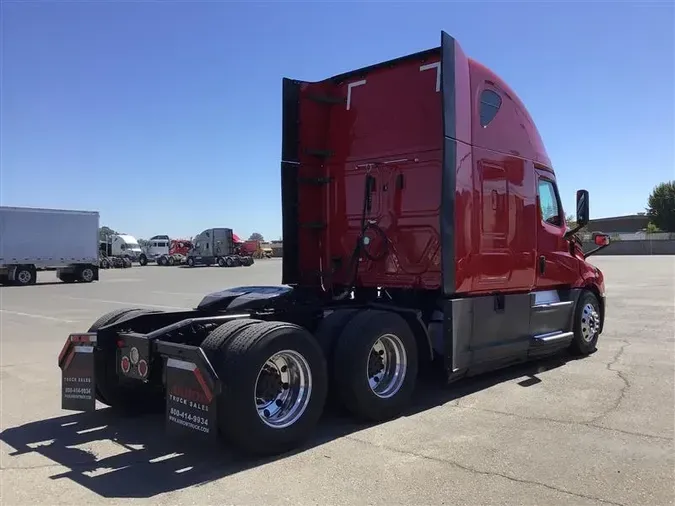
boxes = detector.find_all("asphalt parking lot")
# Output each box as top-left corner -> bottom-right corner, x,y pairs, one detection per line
0,256 -> 673,506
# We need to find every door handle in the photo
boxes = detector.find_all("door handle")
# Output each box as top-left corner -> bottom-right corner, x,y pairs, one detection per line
538,255 -> 546,275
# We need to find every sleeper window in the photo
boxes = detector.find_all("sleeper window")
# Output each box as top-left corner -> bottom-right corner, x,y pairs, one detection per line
538,179 -> 562,227
479,89 -> 502,127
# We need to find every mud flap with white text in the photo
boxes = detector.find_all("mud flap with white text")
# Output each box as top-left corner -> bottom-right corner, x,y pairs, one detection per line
164,357 -> 218,439
59,333 -> 97,411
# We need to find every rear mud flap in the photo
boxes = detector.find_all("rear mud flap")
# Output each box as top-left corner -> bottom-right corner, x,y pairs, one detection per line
158,342 -> 221,440
58,333 -> 97,411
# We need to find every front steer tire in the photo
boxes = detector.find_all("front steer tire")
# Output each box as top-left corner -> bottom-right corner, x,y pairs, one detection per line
88,308 -> 163,413
568,291 -> 602,356
206,320 -> 328,456
333,309 -> 418,422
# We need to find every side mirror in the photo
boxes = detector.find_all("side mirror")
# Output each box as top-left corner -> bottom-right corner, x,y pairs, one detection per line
564,189 -> 590,240
586,232 -> 611,257
576,189 -> 589,227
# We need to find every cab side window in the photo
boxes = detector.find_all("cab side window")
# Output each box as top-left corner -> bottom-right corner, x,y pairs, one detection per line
538,179 -> 562,227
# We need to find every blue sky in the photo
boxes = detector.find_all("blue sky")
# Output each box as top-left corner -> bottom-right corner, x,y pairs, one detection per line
1,1 -> 673,241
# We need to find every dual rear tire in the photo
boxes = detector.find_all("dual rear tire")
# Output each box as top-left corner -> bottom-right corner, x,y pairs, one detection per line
318,309 -> 419,421
199,309 -> 419,456
200,319 -> 328,456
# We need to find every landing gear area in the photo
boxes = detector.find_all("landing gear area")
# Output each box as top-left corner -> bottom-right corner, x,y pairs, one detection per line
58,285 -> 603,457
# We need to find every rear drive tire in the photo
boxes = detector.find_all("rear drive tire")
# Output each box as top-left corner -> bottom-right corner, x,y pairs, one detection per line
217,257 -> 226,267
58,272 -> 77,283
14,266 -> 36,286
315,309 -> 359,364
211,321 -> 328,456
333,309 -> 418,422
200,318 -> 262,362
225,256 -> 235,267
79,266 -> 95,283
139,254 -> 148,266
568,291 -> 601,356
168,256 -> 175,266
315,309 -> 359,407
88,308 -> 163,412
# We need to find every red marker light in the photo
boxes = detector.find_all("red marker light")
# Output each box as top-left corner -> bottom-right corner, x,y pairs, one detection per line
120,355 -> 131,374
137,359 -> 148,378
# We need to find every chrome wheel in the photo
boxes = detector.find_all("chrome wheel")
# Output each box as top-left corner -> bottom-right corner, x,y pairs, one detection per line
254,350 -> 312,429
580,303 -> 600,342
367,333 -> 407,399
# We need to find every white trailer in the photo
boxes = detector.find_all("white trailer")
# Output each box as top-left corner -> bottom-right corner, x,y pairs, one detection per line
0,206 -> 100,286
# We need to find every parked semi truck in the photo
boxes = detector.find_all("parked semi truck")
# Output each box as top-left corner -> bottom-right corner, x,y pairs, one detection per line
139,235 -> 193,266
58,31 -> 611,457
99,241 -> 133,269
0,206 -> 99,285
185,228 -> 254,267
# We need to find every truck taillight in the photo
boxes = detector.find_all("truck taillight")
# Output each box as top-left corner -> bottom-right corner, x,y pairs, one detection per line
138,359 -> 149,378
120,355 -> 131,374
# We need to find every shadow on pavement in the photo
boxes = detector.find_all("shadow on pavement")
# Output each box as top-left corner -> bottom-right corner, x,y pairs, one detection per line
0,281 -> 89,288
0,352 -> 582,499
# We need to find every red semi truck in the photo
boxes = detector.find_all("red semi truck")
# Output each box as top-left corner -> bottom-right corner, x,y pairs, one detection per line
58,32 -> 610,456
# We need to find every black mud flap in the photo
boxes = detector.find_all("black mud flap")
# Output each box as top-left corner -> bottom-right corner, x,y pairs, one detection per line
58,333 -> 97,411
158,341 -> 221,440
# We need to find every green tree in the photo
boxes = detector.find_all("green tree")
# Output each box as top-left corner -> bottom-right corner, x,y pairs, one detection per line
99,226 -> 118,241
646,222 -> 661,233
646,181 -> 675,232
565,214 -> 576,228
248,232 -> 264,242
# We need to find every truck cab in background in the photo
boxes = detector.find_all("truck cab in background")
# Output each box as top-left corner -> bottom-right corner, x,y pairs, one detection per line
139,236 -> 194,266
139,235 -> 170,266
185,228 -> 254,267
108,234 -> 143,262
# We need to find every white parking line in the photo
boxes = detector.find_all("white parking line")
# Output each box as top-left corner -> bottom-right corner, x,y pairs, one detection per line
0,309 -> 79,324
61,296 -> 188,311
